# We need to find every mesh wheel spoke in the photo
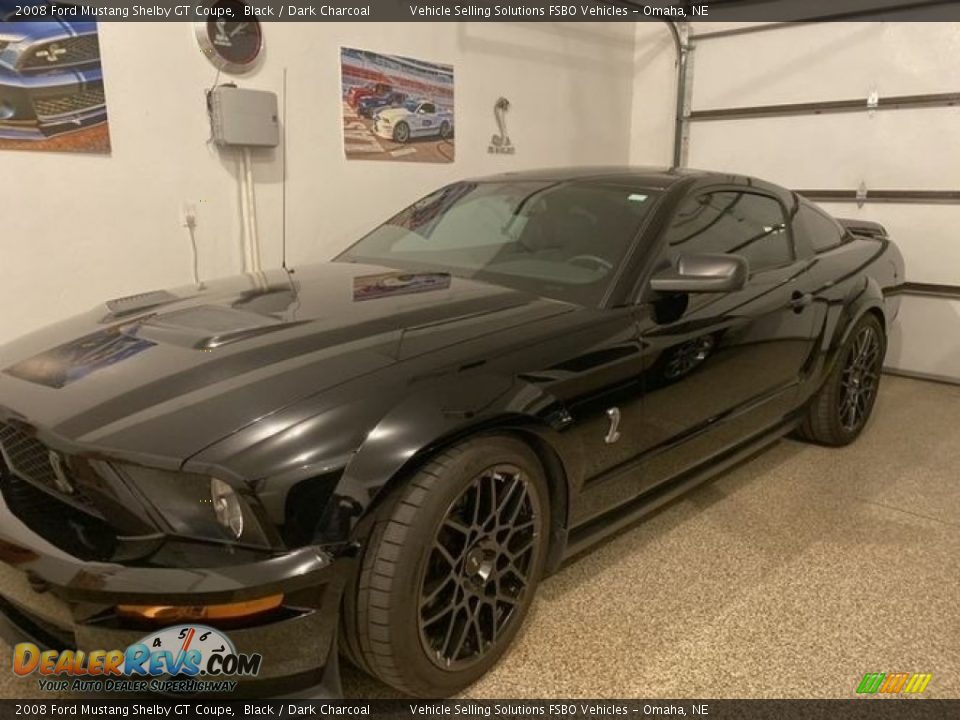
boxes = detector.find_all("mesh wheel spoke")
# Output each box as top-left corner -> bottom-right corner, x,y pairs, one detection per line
444,516 -> 471,537
421,575 -> 457,614
494,473 -> 523,526
446,608 -> 470,663
419,462 -> 539,670
434,542 -> 461,570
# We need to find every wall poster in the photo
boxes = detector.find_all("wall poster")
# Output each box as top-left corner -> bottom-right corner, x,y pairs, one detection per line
341,46 -> 454,163
0,3 -> 111,153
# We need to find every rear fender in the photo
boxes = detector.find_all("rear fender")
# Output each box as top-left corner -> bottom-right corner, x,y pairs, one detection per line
821,275 -> 886,377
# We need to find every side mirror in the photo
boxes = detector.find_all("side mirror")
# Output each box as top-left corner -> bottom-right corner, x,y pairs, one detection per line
650,253 -> 748,294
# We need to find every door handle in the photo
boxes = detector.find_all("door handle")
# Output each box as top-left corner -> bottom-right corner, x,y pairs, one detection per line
789,291 -> 813,312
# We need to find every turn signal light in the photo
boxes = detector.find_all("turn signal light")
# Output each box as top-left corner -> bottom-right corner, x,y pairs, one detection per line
117,593 -> 283,622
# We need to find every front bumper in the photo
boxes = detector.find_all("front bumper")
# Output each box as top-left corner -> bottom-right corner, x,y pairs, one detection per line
0,66 -> 107,140
0,490 -> 351,698
372,121 -> 394,140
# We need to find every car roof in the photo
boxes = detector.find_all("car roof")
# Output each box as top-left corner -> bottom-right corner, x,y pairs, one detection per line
466,166 -> 752,190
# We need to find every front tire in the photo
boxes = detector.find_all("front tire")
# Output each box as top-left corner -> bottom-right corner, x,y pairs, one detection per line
393,122 -> 410,144
343,436 -> 549,697
798,313 -> 885,446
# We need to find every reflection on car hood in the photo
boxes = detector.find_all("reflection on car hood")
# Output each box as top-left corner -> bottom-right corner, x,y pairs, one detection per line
376,107 -> 411,121
0,262 -> 573,464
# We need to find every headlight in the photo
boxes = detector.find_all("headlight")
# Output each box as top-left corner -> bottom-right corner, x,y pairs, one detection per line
211,477 -> 243,539
116,464 -> 269,547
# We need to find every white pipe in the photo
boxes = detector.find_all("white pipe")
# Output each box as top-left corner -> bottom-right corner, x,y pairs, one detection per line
242,147 -> 262,273
238,152 -> 253,273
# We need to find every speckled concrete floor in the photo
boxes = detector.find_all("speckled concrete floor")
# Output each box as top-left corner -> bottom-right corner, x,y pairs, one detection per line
1,376 -> 957,699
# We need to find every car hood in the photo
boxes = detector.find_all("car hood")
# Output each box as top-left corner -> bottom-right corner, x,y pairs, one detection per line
0,262 -> 572,466
376,108 -> 411,122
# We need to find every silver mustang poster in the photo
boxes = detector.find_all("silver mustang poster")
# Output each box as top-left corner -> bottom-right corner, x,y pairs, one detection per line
0,4 -> 111,153
341,46 -> 454,163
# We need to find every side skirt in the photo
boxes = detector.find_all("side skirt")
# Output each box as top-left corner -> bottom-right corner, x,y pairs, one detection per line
559,417 -> 800,562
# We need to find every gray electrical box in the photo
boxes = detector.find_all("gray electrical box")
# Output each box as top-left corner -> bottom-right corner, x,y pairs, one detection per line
209,86 -> 279,148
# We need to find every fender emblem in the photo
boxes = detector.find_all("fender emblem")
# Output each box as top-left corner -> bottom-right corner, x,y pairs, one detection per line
605,407 -> 622,445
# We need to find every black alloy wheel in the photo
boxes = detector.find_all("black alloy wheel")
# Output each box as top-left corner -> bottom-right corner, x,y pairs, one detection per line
838,322 -> 882,432
342,436 -> 549,697
797,313 -> 886,446
418,464 -> 539,670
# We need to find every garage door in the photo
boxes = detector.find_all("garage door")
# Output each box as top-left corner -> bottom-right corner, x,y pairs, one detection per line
683,20 -> 960,383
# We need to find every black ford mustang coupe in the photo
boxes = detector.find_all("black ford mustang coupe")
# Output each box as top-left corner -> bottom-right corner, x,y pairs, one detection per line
0,168 -> 903,697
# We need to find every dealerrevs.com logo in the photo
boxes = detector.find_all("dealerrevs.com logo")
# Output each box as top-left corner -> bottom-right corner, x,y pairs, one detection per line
13,624 -> 262,694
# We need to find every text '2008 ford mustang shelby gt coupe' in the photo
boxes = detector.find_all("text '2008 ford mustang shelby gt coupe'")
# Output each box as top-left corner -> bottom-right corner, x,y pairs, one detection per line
0,168 -> 903,697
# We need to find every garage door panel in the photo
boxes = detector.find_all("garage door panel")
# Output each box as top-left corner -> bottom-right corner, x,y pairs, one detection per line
691,22 -> 960,109
817,203 -> 960,286
887,296 -> 960,380
686,22 -> 960,382
687,108 -> 960,189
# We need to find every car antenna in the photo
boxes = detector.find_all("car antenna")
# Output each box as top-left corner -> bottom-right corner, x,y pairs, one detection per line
282,66 -> 291,274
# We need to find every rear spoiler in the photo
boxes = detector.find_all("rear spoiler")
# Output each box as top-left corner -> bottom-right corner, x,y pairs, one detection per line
838,218 -> 888,240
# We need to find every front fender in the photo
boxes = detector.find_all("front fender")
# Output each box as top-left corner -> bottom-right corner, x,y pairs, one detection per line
188,370 -> 580,552
337,374 -> 581,545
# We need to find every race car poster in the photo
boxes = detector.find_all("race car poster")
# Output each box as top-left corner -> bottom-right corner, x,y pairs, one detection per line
0,2 -> 111,153
341,46 -> 454,163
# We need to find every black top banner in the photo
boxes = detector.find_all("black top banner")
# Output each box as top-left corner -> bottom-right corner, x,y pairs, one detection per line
3,0 -> 960,22
0,700 -> 959,720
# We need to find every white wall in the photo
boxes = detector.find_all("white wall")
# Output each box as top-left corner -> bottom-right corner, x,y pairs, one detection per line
11,20 -> 954,384
1,21 -> 641,345
686,21 -> 960,381
629,23 -> 679,166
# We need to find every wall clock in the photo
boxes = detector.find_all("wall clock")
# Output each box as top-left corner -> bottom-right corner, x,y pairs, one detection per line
195,1 -> 264,74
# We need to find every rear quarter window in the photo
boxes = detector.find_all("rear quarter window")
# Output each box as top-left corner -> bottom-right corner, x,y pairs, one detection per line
796,203 -> 847,254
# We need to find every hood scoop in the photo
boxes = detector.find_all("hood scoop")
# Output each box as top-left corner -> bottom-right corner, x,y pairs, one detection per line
104,290 -> 180,319
138,305 -> 288,350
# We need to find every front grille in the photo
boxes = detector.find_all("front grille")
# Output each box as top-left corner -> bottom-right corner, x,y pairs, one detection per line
0,421 -> 62,490
0,420 -> 98,513
20,34 -> 100,71
32,85 -> 105,120
0,473 -> 117,562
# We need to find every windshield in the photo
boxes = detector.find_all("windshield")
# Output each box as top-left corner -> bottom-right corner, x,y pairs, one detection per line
337,180 -> 661,306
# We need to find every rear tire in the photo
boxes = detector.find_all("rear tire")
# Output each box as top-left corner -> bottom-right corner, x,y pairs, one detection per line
797,313 -> 885,446
342,436 -> 549,697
